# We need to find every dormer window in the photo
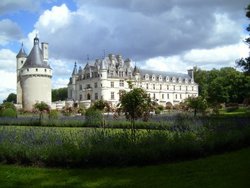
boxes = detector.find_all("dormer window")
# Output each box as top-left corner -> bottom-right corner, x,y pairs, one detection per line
159,75 -> 162,81
172,77 -> 176,82
179,77 -> 182,83
145,74 -> 149,80
152,74 -> 155,81
166,76 -> 169,82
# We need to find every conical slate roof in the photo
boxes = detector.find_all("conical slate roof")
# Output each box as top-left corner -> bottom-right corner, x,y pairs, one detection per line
22,36 -> 50,68
16,43 -> 27,58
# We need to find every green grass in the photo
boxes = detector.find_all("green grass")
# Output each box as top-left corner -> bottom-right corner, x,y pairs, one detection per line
0,147 -> 249,187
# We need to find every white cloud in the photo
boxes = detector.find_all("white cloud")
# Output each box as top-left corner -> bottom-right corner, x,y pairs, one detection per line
183,41 -> 248,66
0,48 -> 16,71
141,56 -> 191,73
52,78 -> 69,89
0,19 -> 22,45
0,70 -> 16,102
35,4 -> 71,34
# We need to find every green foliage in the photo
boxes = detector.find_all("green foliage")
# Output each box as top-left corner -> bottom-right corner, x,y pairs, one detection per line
85,107 -> 103,127
52,87 -> 67,102
33,102 -> 50,112
49,110 -> 59,119
0,102 -> 17,117
3,93 -> 16,103
0,117 -> 249,168
185,96 -> 208,116
33,102 -> 50,125
0,148 -> 250,188
194,67 -> 250,104
117,85 -> 153,129
0,108 -> 17,117
236,4 -> 250,75
92,100 -> 110,112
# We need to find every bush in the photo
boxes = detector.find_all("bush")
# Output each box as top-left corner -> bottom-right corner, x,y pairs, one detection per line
1,108 -> 17,117
49,110 -> 59,119
85,107 -> 103,127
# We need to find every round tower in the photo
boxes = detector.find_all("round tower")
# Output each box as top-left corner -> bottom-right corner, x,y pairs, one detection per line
19,36 -> 52,111
16,43 -> 27,105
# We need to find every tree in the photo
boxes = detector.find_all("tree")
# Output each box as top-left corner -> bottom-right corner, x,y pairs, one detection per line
185,96 -> 208,116
236,4 -> 250,75
0,102 -> 17,117
33,102 -> 50,125
3,93 -> 16,103
117,82 -> 153,132
52,87 -> 67,102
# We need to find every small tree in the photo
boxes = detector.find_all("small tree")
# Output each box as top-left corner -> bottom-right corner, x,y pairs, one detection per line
117,82 -> 153,132
3,93 -> 17,103
185,96 -> 208,116
33,102 -> 50,125
236,4 -> 250,75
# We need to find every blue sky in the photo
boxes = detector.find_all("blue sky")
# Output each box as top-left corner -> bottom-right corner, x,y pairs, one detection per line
0,0 -> 249,102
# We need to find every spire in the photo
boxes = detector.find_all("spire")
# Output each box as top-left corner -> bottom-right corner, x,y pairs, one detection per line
100,59 -> 107,70
34,34 -> 39,45
16,42 -> 27,58
72,62 -> 78,75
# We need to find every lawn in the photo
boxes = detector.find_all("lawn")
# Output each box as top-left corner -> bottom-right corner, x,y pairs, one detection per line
0,147 -> 249,187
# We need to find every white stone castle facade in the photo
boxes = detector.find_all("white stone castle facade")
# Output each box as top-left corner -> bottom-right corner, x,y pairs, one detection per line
68,54 -> 198,108
16,36 -> 52,111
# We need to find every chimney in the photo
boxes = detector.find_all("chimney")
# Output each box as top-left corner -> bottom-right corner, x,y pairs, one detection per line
188,69 -> 194,79
41,42 -> 49,63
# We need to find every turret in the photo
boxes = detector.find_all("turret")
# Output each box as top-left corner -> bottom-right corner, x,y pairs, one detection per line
100,59 -> 107,79
16,43 -> 27,104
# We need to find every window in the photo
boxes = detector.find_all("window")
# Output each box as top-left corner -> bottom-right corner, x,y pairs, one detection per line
153,84 -> 155,90
162,94 -> 164,99
192,86 -> 194,91
167,94 -> 169,99
160,84 -> 162,90
179,86 -> 181,90
79,85 -> 82,90
94,82 -> 97,88
180,94 -> 182,99
87,93 -> 91,100
36,68 -> 38,72
27,69 -> 29,71
173,85 -> 175,90
153,93 -> 156,99
186,86 -> 188,91
79,94 -> 82,100
111,81 -> 114,88
146,83 -> 149,89
119,80 -> 124,87
95,93 -> 98,100
111,92 -> 115,100
21,60 -> 23,64
45,69 -> 47,72
87,84 -> 91,89
175,94 -> 178,99
119,71 -> 123,77
152,75 -> 155,81
167,85 -> 169,90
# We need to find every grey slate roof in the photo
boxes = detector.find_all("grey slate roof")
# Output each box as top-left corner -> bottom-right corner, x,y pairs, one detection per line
16,43 -> 27,58
139,69 -> 191,79
22,37 -> 50,68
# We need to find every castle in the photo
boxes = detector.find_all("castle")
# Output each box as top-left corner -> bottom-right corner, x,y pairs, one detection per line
68,54 -> 198,108
16,36 -> 52,111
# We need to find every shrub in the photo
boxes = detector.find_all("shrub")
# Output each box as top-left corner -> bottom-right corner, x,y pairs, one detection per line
85,107 -> 103,127
49,110 -> 59,119
1,108 -> 17,117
